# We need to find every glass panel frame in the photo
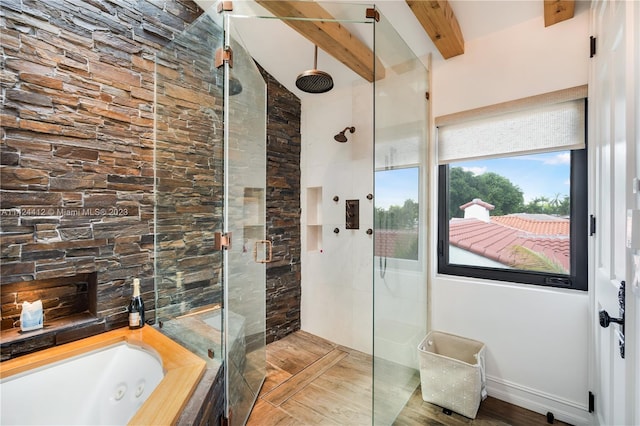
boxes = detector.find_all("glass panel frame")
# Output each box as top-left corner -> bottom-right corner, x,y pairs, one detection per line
372,7 -> 429,425
157,4 -> 431,424
223,14 -> 268,426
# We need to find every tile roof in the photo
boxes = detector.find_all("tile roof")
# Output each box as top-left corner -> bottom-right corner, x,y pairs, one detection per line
459,198 -> 495,211
449,217 -> 570,272
491,214 -> 569,236
375,230 -> 417,258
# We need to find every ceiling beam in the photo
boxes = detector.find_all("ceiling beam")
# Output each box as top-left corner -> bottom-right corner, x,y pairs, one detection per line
543,0 -> 575,27
255,0 -> 385,82
405,0 -> 464,59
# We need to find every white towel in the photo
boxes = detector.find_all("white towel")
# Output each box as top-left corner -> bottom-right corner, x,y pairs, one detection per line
20,300 -> 44,332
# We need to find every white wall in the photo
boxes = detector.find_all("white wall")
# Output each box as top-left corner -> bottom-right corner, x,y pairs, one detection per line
300,84 -> 375,354
430,10 -> 592,426
300,59 -> 429,363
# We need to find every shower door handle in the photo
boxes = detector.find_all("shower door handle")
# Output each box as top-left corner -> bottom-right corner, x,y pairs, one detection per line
254,240 -> 272,264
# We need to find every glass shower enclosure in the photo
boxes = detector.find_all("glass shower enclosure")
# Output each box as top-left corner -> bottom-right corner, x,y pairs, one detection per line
154,7 -> 267,426
155,1 -> 428,424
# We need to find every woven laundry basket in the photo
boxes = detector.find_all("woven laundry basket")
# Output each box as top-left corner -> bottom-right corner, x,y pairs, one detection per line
418,331 -> 487,419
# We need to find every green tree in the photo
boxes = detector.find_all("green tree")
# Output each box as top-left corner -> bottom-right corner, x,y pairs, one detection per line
449,167 -> 477,218
375,200 -> 419,260
448,167 -> 524,218
522,195 -> 569,216
375,199 -> 418,230
523,196 -> 550,214
557,195 -> 570,216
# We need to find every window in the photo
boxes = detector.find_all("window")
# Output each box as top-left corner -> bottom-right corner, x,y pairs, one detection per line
375,167 -> 420,261
436,89 -> 588,290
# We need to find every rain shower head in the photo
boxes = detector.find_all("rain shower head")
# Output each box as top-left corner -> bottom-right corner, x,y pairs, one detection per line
227,76 -> 243,96
295,46 -> 334,94
215,71 -> 243,96
334,126 -> 355,143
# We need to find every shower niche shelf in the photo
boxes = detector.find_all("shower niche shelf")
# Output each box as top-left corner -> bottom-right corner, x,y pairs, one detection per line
306,187 -> 322,252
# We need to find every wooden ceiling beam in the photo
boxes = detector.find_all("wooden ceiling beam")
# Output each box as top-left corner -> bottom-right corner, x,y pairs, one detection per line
405,0 -> 464,59
255,0 -> 385,82
544,0 -> 575,27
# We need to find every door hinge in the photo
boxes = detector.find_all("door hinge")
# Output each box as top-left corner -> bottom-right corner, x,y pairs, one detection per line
366,8 -> 380,22
589,214 -> 596,236
425,91 -> 430,100
215,46 -> 233,69
588,391 -> 595,413
214,232 -> 232,250
217,1 -> 233,13
590,36 -> 597,58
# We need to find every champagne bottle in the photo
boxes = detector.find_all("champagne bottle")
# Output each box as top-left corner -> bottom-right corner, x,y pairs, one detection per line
128,278 -> 145,329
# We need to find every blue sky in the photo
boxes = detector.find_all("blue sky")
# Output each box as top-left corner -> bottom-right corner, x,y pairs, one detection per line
456,151 -> 571,203
375,151 -> 570,209
375,167 -> 419,209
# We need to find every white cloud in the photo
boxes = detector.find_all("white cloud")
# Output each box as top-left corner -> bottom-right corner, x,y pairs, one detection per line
462,166 -> 487,175
564,179 -> 570,185
544,153 -> 571,165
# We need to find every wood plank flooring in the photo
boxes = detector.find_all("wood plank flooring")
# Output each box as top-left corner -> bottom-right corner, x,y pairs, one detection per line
247,331 -> 571,426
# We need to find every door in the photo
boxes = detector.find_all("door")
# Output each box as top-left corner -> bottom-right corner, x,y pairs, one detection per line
372,8 -> 429,425
223,15 -> 267,426
590,1 -> 639,424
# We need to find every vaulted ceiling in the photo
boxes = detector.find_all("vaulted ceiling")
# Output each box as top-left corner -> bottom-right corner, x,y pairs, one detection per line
195,0 -> 581,97
254,0 -> 575,81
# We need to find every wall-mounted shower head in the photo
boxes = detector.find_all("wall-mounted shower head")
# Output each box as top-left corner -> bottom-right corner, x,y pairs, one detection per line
334,126 -> 355,143
296,45 -> 334,94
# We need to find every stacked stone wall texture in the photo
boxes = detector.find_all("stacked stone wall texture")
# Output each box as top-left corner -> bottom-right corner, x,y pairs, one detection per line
1,0 -> 301,348
259,64 -> 302,344
1,0 -> 201,330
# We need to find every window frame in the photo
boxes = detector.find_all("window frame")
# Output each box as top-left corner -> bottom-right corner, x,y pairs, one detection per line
437,140 -> 588,291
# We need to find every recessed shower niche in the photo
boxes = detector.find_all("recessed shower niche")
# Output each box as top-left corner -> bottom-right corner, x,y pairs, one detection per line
306,186 -> 322,251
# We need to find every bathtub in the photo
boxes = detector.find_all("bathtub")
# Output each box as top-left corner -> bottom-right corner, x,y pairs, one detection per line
0,326 -> 206,425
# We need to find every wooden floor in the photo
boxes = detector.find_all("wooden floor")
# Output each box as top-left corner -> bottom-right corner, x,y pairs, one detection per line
247,331 -> 571,426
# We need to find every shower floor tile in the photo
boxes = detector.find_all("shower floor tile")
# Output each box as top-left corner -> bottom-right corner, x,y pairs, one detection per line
247,331 -> 570,426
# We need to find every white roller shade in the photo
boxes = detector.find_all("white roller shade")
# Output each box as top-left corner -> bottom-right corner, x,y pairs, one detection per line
436,87 -> 587,164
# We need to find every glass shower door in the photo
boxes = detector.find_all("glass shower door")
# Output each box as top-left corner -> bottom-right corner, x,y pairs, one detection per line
373,7 -> 429,425
223,15 -> 267,426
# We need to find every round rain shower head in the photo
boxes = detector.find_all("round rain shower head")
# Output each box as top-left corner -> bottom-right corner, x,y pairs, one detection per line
296,70 -> 334,94
215,71 -> 243,96
228,76 -> 243,96
296,45 -> 334,94
334,126 -> 355,143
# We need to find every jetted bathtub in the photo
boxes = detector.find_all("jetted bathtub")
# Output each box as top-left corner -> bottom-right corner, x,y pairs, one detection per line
0,326 -> 206,425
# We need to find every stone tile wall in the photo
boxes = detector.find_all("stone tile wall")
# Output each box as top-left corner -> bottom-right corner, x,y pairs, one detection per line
259,65 -> 302,344
1,0 -> 301,347
153,9 -> 224,323
1,0 -> 202,333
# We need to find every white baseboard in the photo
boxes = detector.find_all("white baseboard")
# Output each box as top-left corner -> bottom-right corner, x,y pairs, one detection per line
486,375 -> 595,426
